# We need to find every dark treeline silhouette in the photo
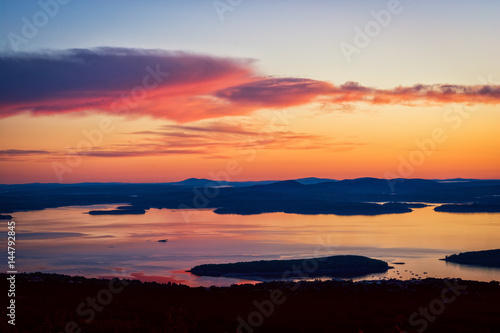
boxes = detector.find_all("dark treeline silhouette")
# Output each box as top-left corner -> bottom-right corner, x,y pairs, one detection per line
1,272 -> 499,333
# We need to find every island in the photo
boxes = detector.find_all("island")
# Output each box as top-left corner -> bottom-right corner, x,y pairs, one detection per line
88,205 -> 147,215
435,203 -> 500,213
405,203 -> 428,208
213,202 -> 413,216
189,255 -> 391,279
442,249 -> 500,267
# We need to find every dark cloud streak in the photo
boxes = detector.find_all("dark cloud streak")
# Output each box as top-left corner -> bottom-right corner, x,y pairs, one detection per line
0,149 -> 52,156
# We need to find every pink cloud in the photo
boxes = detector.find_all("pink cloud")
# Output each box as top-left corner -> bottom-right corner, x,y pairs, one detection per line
1,48 -> 499,123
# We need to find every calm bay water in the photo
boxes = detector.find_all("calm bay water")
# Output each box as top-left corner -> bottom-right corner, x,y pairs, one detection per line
1,205 -> 499,286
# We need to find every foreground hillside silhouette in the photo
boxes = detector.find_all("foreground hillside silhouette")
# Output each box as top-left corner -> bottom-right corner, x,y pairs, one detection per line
1,273 -> 499,333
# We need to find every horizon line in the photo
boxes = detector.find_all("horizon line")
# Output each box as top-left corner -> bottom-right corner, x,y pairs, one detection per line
1,176 -> 499,186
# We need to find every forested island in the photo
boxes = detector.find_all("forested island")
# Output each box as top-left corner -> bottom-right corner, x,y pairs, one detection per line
442,249 -> 500,267
434,203 -> 500,213
189,255 -> 391,279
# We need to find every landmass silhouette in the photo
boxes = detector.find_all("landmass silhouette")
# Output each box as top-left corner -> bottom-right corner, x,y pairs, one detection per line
1,178 -> 499,216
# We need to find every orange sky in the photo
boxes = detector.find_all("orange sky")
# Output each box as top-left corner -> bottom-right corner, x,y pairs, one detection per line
1,80 -> 499,184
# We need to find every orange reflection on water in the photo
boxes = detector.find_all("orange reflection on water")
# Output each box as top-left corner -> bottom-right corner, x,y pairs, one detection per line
2,204 -> 499,286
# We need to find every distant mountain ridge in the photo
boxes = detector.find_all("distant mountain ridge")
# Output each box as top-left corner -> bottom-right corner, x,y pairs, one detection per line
1,177 -> 499,216
165,177 -> 336,187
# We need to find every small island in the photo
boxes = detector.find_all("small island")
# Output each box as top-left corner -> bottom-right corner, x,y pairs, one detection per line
435,203 -> 500,213
88,205 -> 147,215
405,203 -> 428,208
189,255 -> 391,279
442,249 -> 500,267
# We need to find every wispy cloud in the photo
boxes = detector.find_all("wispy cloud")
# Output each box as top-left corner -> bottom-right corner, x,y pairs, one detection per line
72,148 -> 208,158
219,79 -> 500,107
0,149 -> 52,156
0,149 -> 54,161
2,116 -> 365,162
123,120 -> 362,156
56,119 -> 346,159
162,123 -> 259,136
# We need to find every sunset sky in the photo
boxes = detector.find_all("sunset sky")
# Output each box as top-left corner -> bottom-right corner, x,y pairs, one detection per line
0,0 -> 499,183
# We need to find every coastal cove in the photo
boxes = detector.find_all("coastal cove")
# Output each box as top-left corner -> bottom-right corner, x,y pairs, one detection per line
1,204 -> 499,287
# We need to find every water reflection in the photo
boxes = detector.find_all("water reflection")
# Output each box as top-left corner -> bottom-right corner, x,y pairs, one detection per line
0,205 -> 499,286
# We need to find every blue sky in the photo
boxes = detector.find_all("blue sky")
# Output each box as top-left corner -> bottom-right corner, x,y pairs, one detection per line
1,0 -> 499,87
